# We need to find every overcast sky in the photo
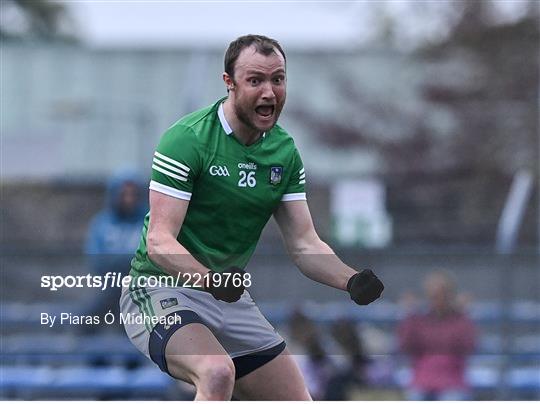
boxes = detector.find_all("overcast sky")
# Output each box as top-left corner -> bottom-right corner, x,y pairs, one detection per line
67,1 -> 531,50
69,2 -> 365,49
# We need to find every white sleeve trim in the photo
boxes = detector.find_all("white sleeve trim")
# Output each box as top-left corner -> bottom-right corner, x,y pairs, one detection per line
149,180 -> 192,201
281,192 -> 307,202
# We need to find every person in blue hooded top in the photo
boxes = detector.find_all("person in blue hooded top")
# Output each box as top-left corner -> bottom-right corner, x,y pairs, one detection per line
83,169 -> 147,332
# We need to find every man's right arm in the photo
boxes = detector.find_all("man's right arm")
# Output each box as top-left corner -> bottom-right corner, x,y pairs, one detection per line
146,189 -> 210,277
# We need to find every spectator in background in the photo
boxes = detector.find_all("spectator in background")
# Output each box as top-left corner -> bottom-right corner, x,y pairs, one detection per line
398,271 -> 476,401
287,309 -> 334,400
324,319 -> 369,400
84,170 -> 147,331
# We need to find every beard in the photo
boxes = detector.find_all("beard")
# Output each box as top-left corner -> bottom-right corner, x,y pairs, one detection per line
233,97 -> 284,133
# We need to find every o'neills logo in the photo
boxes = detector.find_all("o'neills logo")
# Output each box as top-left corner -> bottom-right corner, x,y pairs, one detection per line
209,165 -> 230,176
238,162 -> 257,170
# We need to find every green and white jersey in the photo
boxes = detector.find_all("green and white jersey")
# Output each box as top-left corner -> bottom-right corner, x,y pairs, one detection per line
131,97 -> 306,277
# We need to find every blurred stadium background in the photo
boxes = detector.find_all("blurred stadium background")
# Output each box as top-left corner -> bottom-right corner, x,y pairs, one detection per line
1,0 -> 539,400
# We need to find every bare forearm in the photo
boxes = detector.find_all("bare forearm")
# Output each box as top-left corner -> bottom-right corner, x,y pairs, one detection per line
292,240 -> 356,291
147,234 -> 210,277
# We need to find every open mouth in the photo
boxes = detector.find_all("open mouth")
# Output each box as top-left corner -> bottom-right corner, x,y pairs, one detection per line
255,105 -> 274,118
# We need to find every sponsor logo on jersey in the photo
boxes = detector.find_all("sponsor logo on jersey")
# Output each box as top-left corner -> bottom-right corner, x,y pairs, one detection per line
209,165 -> 230,176
160,298 -> 178,309
238,162 -> 258,170
269,166 -> 283,185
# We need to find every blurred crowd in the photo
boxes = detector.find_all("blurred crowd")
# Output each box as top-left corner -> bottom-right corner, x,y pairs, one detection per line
282,271 -> 476,400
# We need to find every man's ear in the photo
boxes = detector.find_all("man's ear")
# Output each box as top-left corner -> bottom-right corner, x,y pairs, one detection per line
222,72 -> 235,91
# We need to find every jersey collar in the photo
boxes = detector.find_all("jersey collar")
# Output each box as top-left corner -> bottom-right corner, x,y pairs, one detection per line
218,102 -> 233,135
218,101 -> 266,139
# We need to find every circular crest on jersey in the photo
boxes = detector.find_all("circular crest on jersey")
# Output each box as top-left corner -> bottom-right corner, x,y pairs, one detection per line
269,166 -> 283,185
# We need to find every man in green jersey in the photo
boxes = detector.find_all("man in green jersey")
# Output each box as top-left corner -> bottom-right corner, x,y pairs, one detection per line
120,34 -> 384,400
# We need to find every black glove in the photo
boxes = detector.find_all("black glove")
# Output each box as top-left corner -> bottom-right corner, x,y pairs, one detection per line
205,267 -> 246,303
347,269 -> 384,305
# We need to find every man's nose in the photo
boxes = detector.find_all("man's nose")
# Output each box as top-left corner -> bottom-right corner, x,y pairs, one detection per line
261,81 -> 276,100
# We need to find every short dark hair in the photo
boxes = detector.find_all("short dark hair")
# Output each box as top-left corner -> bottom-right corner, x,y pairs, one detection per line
224,34 -> 286,79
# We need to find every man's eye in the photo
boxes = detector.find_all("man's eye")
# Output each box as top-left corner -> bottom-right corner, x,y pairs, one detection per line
250,78 -> 260,86
273,77 -> 283,84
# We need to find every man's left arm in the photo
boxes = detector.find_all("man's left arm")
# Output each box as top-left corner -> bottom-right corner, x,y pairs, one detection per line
273,200 -> 384,304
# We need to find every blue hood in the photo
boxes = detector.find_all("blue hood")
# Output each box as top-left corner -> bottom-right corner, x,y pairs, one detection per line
85,169 -> 148,257
105,169 -> 147,222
